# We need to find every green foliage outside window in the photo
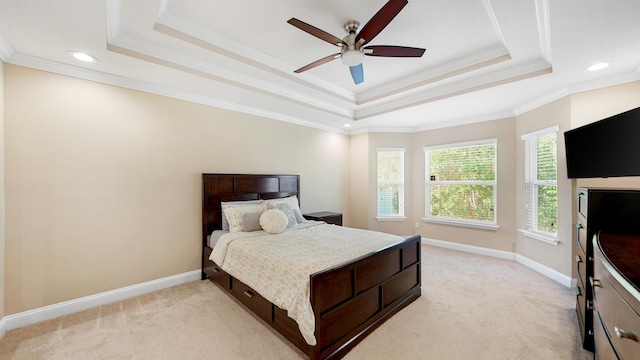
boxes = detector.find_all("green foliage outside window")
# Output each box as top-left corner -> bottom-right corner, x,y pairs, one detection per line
537,185 -> 557,232
535,133 -> 557,233
378,149 -> 404,216
430,184 -> 494,221
427,142 -> 496,222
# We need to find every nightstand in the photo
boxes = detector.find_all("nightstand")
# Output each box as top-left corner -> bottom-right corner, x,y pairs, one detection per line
303,211 -> 342,226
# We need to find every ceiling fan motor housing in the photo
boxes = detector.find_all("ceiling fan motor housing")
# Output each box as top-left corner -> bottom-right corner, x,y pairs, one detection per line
341,28 -> 364,66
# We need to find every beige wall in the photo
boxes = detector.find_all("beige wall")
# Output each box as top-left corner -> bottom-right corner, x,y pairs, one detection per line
412,118 -> 518,252
515,97 -> 573,275
367,132 -> 414,235
3,65 -> 349,315
347,133 -> 369,229
1,60 -> 5,320
353,118 -> 517,252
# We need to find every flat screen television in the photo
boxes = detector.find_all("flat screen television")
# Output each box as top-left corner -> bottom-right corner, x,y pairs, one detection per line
564,105 -> 640,178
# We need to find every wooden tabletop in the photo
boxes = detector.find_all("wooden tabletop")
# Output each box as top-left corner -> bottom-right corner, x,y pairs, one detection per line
598,232 -> 640,292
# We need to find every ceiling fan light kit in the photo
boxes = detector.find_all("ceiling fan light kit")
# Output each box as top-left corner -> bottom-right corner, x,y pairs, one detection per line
341,50 -> 364,66
288,0 -> 425,85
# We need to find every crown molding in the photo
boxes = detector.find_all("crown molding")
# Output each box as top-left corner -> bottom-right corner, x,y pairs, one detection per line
153,10 -> 356,103
355,58 -> 552,120
106,33 -> 355,120
534,0 -> 553,63
0,32 -> 14,61
357,44 -> 512,104
6,45 -> 637,137
6,51 -> 350,135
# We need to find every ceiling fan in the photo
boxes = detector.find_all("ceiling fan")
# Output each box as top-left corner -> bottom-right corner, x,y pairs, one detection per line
287,0 -> 425,85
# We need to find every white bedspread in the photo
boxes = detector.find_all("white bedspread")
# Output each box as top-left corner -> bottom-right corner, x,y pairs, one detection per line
210,222 -> 404,346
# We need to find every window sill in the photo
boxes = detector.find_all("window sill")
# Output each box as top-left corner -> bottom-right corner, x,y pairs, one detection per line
422,217 -> 499,231
519,229 -> 559,246
376,216 -> 407,221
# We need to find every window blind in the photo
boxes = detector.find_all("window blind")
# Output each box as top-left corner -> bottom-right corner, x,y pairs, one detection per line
523,129 -> 558,234
377,149 -> 404,216
425,139 -> 497,223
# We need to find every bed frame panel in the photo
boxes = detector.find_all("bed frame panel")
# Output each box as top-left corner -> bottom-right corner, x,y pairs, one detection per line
201,173 -> 421,360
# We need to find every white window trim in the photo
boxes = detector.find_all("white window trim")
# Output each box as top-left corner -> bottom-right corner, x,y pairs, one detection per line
424,138 -> 498,227
376,216 -> 408,221
377,147 -> 405,218
520,126 -> 559,141
422,217 -> 500,231
520,126 -> 559,245
519,229 -> 559,246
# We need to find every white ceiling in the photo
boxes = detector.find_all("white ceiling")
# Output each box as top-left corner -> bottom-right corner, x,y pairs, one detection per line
1,0 -> 639,134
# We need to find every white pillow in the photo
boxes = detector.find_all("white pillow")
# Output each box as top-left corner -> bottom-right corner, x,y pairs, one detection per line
222,202 -> 267,232
259,209 -> 288,234
264,196 -> 304,223
221,200 -> 263,230
268,203 -> 297,227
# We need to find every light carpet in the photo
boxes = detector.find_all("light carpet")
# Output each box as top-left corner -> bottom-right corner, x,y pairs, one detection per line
0,245 -> 593,359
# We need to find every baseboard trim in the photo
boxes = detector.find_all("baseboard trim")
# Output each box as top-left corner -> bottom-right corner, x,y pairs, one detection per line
514,254 -> 573,288
421,237 -> 572,288
421,237 -> 515,261
0,270 -> 201,338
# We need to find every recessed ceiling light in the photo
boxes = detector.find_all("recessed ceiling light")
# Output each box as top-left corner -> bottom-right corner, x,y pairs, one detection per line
587,62 -> 609,71
343,123 -> 352,128
69,51 -> 98,63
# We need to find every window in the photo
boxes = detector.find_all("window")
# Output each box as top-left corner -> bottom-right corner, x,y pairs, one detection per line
521,126 -> 558,244
424,139 -> 497,229
377,148 -> 405,218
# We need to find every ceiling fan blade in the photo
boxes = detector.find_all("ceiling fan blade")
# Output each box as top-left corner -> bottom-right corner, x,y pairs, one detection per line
294,53 -> 341,73
355,0 -> 408,45
287,18 -> 345,47
349,64 -> 364,85
364,45 -> 425,57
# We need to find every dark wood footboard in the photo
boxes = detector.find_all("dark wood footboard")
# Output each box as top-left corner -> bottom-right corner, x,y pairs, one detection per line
202,235 -> 421,360
310,234 -> 421,360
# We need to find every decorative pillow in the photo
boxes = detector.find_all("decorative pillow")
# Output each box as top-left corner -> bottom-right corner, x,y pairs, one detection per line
268,203 -> 297,227
243,212 -> 263,232
222,202 -> 266,232
264,196 -> 305,223
221,200 -> 263,230
259,209 -> 288,234
292,207 -> 305,223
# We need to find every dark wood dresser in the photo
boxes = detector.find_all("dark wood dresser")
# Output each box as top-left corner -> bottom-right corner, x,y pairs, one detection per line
575,188 -> 640,351
593,233 -> 640,360
303,211 -> 342,226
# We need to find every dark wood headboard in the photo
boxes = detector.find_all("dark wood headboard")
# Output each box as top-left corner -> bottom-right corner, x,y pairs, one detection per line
201,174 -> 300,246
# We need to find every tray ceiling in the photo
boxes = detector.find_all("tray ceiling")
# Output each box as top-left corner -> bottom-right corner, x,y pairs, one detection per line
1,0 -> 639,133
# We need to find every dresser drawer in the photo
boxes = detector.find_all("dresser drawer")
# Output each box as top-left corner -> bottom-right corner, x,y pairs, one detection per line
606,283 -> 640,360
230,278 -> 273,322
577,279 -> 587,327
577,189 -> 588,221
576,219 -> 588,258
576,250 -> 587,289
595,311 -> 619,360
594,245 -> 640,360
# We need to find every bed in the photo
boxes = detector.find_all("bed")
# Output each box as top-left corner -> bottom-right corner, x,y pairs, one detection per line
201,173 -> 421,360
